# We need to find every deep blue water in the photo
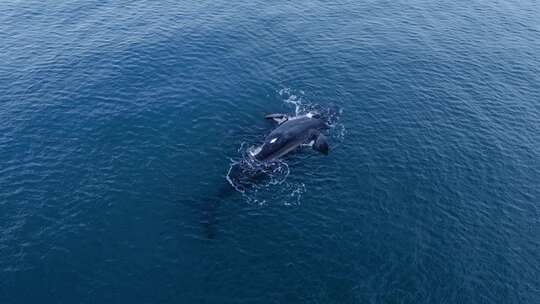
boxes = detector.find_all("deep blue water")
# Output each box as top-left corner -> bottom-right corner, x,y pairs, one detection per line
1,0 -> 540,303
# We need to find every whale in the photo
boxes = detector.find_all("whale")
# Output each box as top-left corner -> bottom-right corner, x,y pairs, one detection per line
251,111 -> 330,161
201,111 -> 331,238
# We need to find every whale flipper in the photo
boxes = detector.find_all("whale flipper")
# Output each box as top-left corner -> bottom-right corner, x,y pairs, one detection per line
312,133 -> 329,155
265,113 -> 288,124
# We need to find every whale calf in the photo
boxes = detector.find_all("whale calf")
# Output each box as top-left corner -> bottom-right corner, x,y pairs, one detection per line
251,112 -> 330,161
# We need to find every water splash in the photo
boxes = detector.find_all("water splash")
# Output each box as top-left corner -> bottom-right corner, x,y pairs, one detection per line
226,149 -> 295,205
279,87 -> 304,115
279,87 -> 346,142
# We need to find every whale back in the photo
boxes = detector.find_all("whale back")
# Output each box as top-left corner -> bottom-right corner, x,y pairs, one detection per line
254,116 -> 327,161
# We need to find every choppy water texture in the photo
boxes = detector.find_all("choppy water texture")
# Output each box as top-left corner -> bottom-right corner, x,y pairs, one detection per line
1,1 -> 539,303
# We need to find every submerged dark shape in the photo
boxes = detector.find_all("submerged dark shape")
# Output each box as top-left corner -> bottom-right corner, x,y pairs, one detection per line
200,181 -> 234,239
252,111 -> 330,161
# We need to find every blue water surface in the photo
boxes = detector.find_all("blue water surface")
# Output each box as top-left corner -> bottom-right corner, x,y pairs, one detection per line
1,1 -> 539,303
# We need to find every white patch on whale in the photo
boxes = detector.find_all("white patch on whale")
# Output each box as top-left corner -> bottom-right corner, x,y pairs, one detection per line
249,146 -> 262,157
302,140 -> 315,147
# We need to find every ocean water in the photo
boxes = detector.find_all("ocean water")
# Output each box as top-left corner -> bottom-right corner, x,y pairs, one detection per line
1,0 -> 539,303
